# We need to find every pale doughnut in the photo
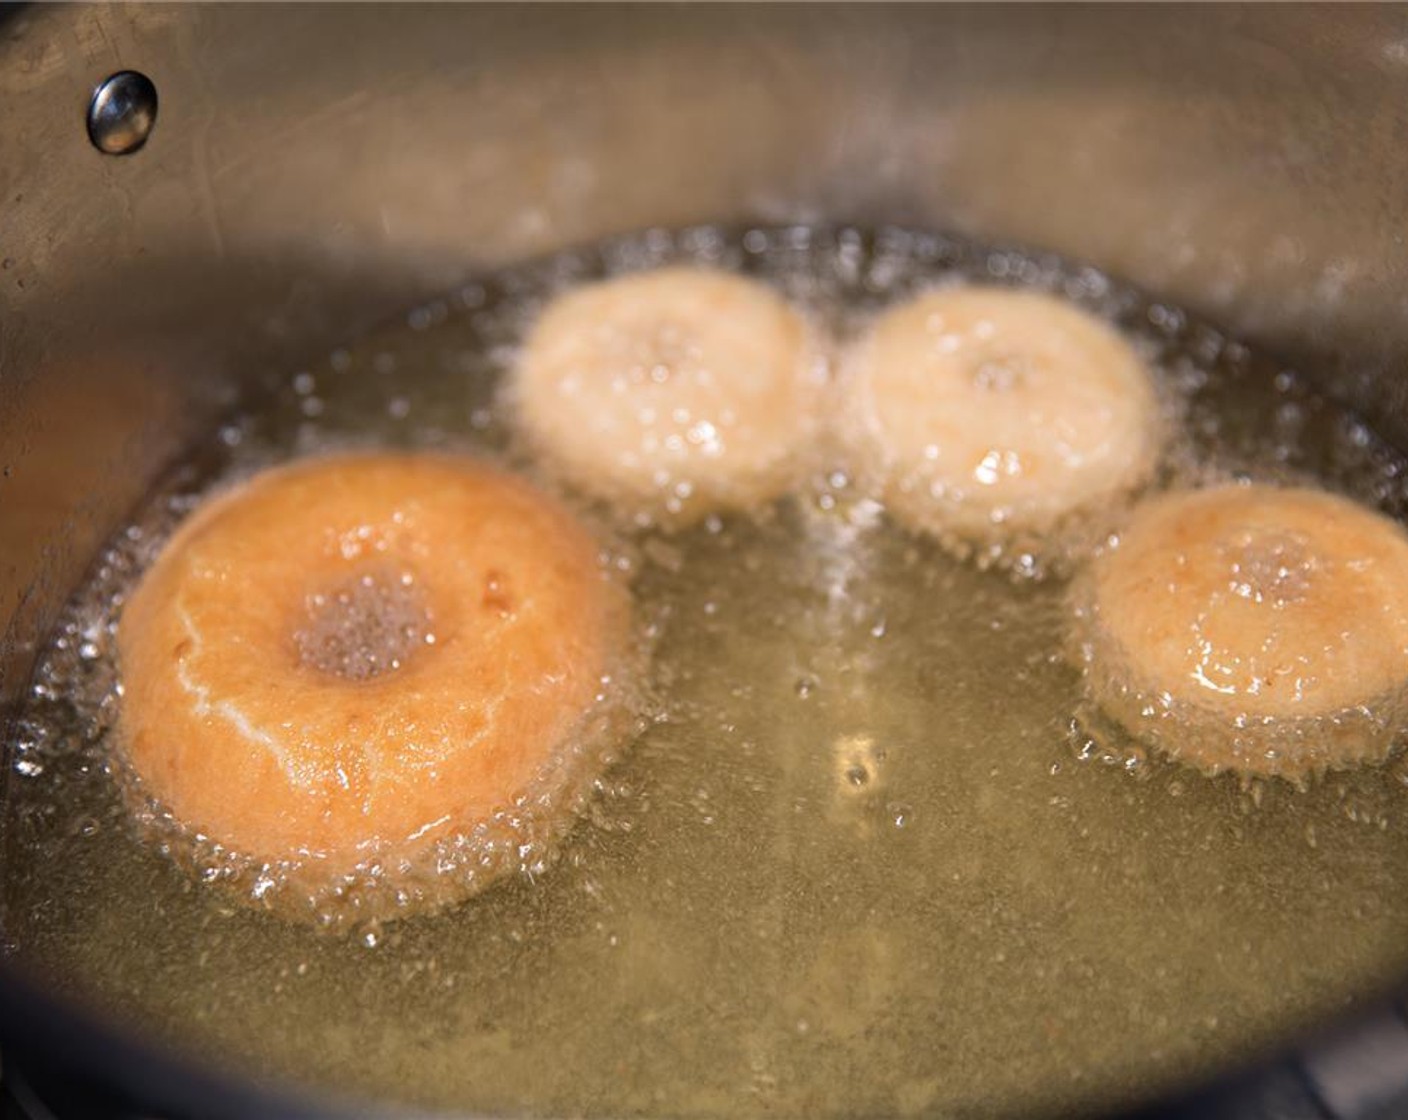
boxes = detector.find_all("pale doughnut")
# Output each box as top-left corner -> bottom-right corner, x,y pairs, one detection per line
1075,484 -> 1408,778
513,268 -> 819,525
117,453 -> 632,922
843,286 -> 1162,567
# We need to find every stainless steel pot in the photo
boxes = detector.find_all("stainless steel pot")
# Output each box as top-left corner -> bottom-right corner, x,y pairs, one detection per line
5,5 -> 1408,1117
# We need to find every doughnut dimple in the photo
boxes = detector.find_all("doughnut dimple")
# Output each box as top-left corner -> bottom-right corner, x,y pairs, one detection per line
842,286 -> 1163,569
116,453 -> 632,922
513,268 -> 820,526
1074,484 -> 1408,778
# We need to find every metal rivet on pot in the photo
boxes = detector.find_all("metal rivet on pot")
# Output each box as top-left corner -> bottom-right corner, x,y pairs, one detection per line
86,70 -> 158,155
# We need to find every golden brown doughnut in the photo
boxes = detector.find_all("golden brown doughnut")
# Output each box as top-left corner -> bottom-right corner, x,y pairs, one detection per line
1075,484 -> 1408,778
117,452 -> 633,922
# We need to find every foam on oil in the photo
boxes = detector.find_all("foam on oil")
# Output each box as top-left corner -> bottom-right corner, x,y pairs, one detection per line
7,226 -> 1408,1119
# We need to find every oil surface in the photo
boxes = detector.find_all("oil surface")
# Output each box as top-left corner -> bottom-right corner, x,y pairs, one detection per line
7,226 -> 1408,1119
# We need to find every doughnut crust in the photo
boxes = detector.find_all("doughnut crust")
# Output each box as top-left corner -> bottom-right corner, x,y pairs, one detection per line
117,453 -> 632,919
844,286 -> 1162,567
1075,484 -> 1408,778
514,268 -> 819,525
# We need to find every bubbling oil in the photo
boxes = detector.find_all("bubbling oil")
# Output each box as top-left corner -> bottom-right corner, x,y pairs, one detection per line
7,226 -> 1408,1119
295,566 -> 436,682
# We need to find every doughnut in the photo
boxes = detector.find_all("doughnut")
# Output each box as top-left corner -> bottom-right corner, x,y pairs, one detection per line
841,286 -> 1162,570
513,268 -> 821,526
116,453 -> 633,923
1073,484 -> 1408,779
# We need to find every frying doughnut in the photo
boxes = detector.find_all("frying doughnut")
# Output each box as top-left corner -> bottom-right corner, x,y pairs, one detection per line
842,286 -> 1162,569
513,268 -> 820,526
1074,484 -> 1408,778
117,453 -> 633,922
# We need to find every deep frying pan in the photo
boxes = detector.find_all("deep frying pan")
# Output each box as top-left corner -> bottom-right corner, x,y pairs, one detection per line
6,6 -> 1408,1118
